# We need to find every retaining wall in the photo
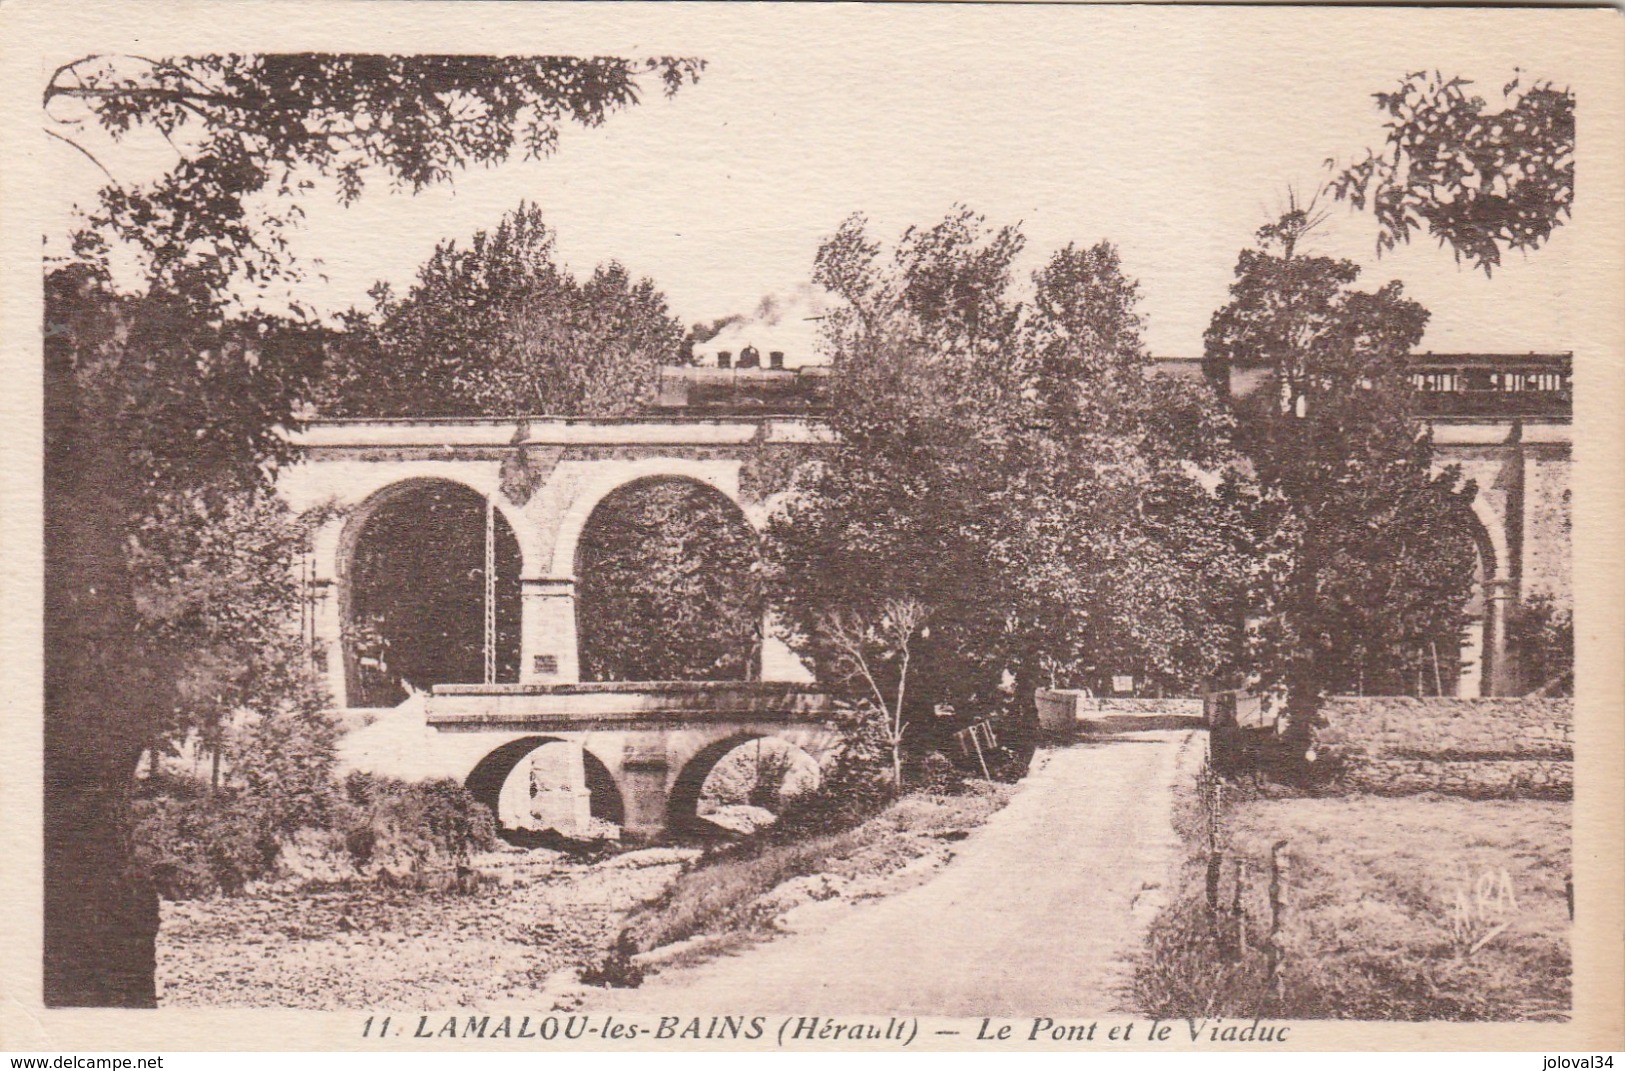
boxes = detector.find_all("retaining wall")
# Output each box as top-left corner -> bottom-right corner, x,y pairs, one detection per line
1317,696 -> 1573,799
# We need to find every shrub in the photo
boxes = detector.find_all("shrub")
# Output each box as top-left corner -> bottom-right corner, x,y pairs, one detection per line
339,773 -> 498,874
1508,594 -> 1573,695
228,698 -> 343,831
579,930 -> 646,989
132,783 -> 277,900
773,723 -> 894,838
134,760 -> 497,898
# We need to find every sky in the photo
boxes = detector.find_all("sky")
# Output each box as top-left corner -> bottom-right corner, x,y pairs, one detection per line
43,5 -> 1593,364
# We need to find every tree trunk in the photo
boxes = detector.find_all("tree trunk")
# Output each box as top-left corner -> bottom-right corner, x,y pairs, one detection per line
1280,674 -> 1321,769
44,353 -> 161,1007
43,522 -> 161,1007
44,752 -> 157,1007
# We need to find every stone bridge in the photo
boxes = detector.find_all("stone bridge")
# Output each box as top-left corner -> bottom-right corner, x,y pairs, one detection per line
337,682 -> 840,840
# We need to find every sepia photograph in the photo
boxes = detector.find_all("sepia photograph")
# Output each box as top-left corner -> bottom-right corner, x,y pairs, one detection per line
3,0 -> 1622,1054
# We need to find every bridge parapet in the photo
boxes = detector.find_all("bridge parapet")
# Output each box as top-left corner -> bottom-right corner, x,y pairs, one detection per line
1408,352 -> 1571,421
426,680 -> 837,731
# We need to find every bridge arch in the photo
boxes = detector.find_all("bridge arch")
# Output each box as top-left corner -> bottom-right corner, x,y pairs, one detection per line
338,477 -> 524,706
666,731 -> 824,831
1465,492 -> 1509,585
463,735 -> 625,839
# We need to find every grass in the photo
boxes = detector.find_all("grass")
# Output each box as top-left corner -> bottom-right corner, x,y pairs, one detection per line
616,781 -> 1013,962
1136,785 -> 1571,1021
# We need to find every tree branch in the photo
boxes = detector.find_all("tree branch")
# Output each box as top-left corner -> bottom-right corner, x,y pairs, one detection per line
44,127 -> 119,186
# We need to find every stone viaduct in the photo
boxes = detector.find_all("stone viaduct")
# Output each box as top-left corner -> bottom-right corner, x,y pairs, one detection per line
1207,351 -> 1573,698
276,357 -> 1570,838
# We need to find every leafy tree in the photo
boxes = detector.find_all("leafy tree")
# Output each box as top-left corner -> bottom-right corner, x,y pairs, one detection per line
318,203 -> 682,417
44,50 -> 701,1007
1011,242 -> 1251,693
1329,71 -> 1574,275
768,210 -> 1246,759
577,481 -> 762,682
1205,209 -> 1480,748
47,53 -> 703,297
129,483 -> 341,786
769,210 -> 1030,736
44,265 -> 326,1005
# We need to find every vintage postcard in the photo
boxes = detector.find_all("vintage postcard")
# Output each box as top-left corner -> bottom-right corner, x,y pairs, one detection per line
2,1 -> 1622,1055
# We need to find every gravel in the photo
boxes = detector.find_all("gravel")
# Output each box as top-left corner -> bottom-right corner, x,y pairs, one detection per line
157,844 -> 699,1009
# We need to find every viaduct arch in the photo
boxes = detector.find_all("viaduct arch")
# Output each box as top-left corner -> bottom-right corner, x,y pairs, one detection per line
573,473 -> 763,684
279,415 -> 821,706
1430,418 -> 1571,698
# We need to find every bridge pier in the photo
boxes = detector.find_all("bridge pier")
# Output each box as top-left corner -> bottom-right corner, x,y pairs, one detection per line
1485,577 -> 1518,698
618,742 -> 675,842
520,577 -> 580,683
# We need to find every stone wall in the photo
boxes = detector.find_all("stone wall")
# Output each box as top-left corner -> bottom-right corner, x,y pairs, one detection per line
1035,690 -> 1203,732
1317,696 -> 1572,799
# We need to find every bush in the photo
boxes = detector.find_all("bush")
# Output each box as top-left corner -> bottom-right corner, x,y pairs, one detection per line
228,698 -> 343,835
579,931 -> 646,989
1508,594 -> 1573,695
772,705 -> 895,838
340,772 -> 498,873
133,763 -> 497,898
132,780 -> 278,899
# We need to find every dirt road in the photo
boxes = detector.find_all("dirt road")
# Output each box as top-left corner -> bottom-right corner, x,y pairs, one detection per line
597,727 -> 1203,1016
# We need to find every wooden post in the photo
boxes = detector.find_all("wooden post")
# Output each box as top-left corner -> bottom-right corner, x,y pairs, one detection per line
1206,851 -> 1223,914
1233,857 -> 1249,959
1268,840 -> 1290,1001
1207,771 -> 1226,915
968,725 -> 991,780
